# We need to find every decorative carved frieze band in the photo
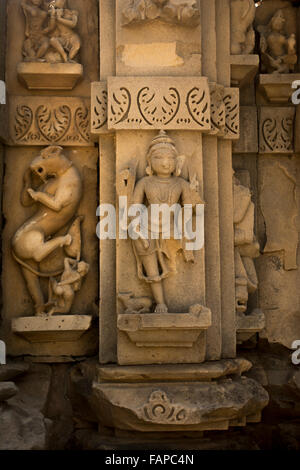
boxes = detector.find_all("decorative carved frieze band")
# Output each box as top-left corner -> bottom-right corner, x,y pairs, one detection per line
107,77 -> 211,131
10,97 -> 92,146
259,107 -> 295,154
138,390 -> 193,425
90,78 -> 240,139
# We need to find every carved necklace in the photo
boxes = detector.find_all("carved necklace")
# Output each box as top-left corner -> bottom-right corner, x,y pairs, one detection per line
154,177 -> 176,204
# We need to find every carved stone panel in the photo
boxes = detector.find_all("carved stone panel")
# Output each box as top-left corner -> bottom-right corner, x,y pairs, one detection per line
91,81 -> 108,135
10,96 -> 92,146
223,87 -> 240,140
107,77 -> 211,131
259,107 -> 295,154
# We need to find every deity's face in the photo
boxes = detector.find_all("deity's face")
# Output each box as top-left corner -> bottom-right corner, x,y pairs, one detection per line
31,0 -> 42,6
149,147 -> 176,177
53,0 -> 66,8
271,12 -> 285,32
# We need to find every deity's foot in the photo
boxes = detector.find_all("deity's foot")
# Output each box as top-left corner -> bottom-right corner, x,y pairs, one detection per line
154,303 -> 168,313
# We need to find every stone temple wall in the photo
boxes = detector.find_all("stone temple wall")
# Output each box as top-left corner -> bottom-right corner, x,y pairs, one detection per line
0,0 -> 300,450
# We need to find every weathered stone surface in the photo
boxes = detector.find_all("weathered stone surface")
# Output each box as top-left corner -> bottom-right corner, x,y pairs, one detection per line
12,315 -> 92,343
0,362 -> 29,382
92,378 -> 269,432
233,106 -> 258,154
0,382 -> 18,401
230,55 -> 259,88
97,358 -> 252,383
17,63 -> 83,91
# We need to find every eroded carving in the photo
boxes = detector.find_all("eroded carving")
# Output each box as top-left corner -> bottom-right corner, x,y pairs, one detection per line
117,130 -> 204,314
233,171 -> 260,315
224,89 -> 240,139
122,0 -> 200,27
140,390 -> 191,424
21,0 -> 81,64
257,10 -> 297,74
118,292 -> 153,314
230,0 -> 256,55
12,146 -> 89,316
209,82 -> 225,136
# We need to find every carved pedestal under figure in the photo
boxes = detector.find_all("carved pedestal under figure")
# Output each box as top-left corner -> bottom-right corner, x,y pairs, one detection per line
18,0 -> 83,90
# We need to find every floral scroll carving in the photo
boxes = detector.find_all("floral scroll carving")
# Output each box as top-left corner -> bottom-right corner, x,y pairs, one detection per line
11,98 -> 91,146
259,107 -> 295,154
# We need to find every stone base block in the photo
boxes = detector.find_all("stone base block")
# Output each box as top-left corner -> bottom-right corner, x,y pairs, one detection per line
12,315 -> 92,343
237,310 -> 265,344
230,55 -> 259,87
259,74 -> 300,103
117,308 -> 212,365
92,377 -> 269,432
17,62 -> 83,90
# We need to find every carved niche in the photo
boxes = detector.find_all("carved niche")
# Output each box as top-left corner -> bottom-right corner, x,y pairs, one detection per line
11,146 -> 89,318
18,0 -> 83,90
122,0 -> 200,27
230,0 -> 256,55
257,9 -> 297,74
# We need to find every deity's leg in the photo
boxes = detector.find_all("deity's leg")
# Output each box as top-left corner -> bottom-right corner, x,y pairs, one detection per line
50,37 -> 68,62
32,235 -> 72,263
21,264 -> 45,316
139,253 -> 168,313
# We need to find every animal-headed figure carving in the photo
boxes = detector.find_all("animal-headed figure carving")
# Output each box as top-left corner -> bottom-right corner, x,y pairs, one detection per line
230,0 -> 256,55
12,146 -> 83,316
233,171 -> 260,314
117,130 -> 203,314
257,9 -> 297,74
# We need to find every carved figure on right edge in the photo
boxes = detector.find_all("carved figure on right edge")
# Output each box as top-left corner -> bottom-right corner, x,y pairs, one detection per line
233,172 -> 260,314
230,0 -> 256,55
257,10 -> 297,74
117,130 -> 203,314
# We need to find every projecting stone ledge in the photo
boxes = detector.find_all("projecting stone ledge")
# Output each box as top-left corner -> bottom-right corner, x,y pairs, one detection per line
92,377 -> 269,432
17,62 -> 83,90
259,73 -> 300,104
12,315 -> 92,343
117,307 -> 212,365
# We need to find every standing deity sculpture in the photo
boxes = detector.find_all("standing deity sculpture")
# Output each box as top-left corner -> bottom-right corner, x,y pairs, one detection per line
117,130 -> 203,314
230,0 -> 256,55
233,172 -> 259,315
11,146 -> 89,316
257,9 -> 297,74
21,0 -> 81,64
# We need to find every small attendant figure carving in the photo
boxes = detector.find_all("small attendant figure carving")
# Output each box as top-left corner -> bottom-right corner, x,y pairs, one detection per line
11,146 -> 87,316
122,0 -> 200,26
48,0 -> 81,63
233,171 -> 260,314
47,258 -> 89,315
117,130 -> 203,314
257,10 -> 297,74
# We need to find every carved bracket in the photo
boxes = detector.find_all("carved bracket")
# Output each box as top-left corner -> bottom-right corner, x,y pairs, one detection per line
10,97 -> 92,146
259,107 -> 295,154
91,78 -> 240,138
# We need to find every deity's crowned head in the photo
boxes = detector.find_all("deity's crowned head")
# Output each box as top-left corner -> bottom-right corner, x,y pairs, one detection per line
270,9 -> 285,32
146,130 -> 179,177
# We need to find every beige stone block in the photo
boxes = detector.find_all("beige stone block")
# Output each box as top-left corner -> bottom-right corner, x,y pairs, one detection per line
117,309 -> 211,365
97,358 -> 252,383
259,107 -> 295,154
17,63 -> 83,91
236,310 -> 265,344
12,315 -> 92,343
230,55 -> 259,88
233,106 -> 258,154
107,76 -> 211,130
9,96 -> 92,147
92,377 -> 269,432
259,74 -> 300,104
